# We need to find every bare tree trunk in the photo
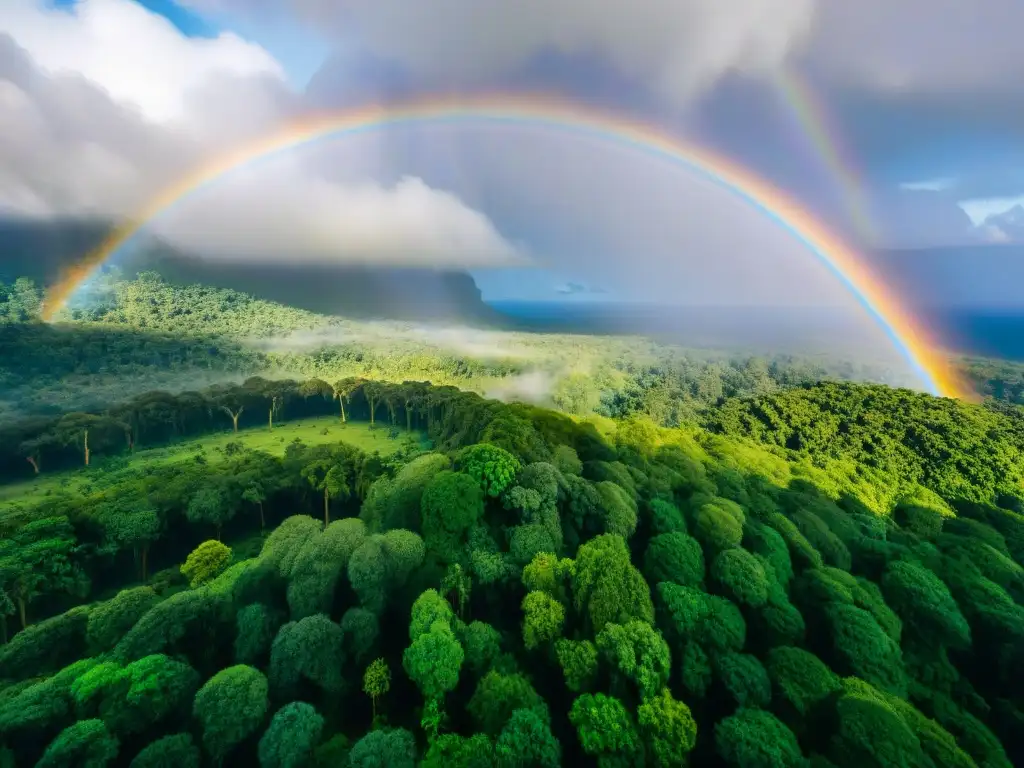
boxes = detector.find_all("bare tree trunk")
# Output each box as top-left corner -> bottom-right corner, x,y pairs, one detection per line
83,429 -> 90,466
220,405 -> 244,433
258,501 -> 265,532
25,456 -> 39,474
269,407 -> 274,430
340,397 -> 346,423
17,596 -> 26,630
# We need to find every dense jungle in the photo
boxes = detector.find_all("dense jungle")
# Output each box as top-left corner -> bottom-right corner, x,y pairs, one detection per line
1,273 -> 1023,768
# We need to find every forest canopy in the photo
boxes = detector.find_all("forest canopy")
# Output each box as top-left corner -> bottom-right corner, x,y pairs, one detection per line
0,368 -> 1021,766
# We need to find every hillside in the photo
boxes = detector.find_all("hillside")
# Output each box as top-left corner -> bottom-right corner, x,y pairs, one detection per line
4,271 -> 932,426
0,218 -> 499,324
0,378 -> 1022,766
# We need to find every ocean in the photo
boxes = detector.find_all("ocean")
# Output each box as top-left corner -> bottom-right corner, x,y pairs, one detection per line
489,301 -> 1024,363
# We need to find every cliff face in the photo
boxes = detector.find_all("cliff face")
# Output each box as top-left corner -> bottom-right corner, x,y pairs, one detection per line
0,218 -> 500,324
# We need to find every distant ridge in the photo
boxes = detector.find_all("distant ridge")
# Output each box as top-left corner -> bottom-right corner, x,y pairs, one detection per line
0,218 -> 501,324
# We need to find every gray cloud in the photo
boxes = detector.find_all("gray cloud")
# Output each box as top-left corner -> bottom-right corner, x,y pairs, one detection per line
186,0 -> 818,106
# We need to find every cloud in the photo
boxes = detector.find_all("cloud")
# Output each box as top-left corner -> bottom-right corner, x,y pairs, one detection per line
556,282 -> 606,296
981,204 -> 1024,242
1,0 -> 285,124
184,0 -> 817,106
150,170 -> 527,267
806,0 -> 1024,97
0,0 -> 522,268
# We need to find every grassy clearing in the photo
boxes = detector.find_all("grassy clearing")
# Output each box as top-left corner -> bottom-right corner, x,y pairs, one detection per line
0,418 -> 423,507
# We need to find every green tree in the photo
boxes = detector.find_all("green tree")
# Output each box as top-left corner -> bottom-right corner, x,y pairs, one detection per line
87,587 -> 160,655
37,718 -> 119,768
269,614 -> 345,696
572,534 -> 654,633
242,483 -> 267,532
555,639 -> 599,693
694,502 -> 744,553
193,665 -> 269,764
824,602 -> 907,697
129,734 -> 200,768
647,498 -> 688,536
468,671 -> 545,736
301,459 -> 350,526
568,693 -> 642,765
347,531 -> 425,614
657,583 -> 746,653
440,563 -> 472,619
186,486 -> 234,541
410,589 -> 455,639
260,515 -> 323,577
287,518 -> 367,619
235,603 -> 280,666
180,540 -> 231,589
340,607 -> 380,664
596,481 -> 639,539
715,708 -> 805,768
403,619 -> 464,702
347,728 -> 416,768
74,654 -> 199,737
880,560 -> 970,649
765,646 -> 841,725
596,621 -> 672,701
637,689 -> 698,767
360,453 -> 450,532
257,701 -> 324,768
98,502 -> 160,582
523,552 -> 574,605
421,471 -> 485,561
644,532 -> 705,587
712,547 -> 771,608
458,620 -> 504,676
522,590 -> 565,650
422,734 -> 495,767
457,444 -> 521,497
0,516 -> 83,630
495,707 -> 562,768
714,652 -> 772,709
363,658 -> 391,720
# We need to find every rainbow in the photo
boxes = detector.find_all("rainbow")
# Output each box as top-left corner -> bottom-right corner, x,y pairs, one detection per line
774,70 -> 877,247
40,95 -> 963,399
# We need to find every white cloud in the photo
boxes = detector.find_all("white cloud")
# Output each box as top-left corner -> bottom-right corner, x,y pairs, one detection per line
0,0 -> 522,268
1,0 -> 284,124
149,168 -> 527,268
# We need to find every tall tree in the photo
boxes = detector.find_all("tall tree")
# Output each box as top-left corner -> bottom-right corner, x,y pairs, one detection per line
363,658 -> 391,721
332,378 -> 363,424
302,459 -> 351,526
98,500 -> 161,581
242,482 -> 267,533
186,485 -> 234,541
0,516 -> 82,630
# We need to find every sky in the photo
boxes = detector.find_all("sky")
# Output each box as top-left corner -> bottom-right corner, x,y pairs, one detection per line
0,0 -> 1022,308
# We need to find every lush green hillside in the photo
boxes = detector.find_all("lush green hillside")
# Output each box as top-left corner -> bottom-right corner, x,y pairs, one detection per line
0,378 -> 1022,767
0,272 -> 936,426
